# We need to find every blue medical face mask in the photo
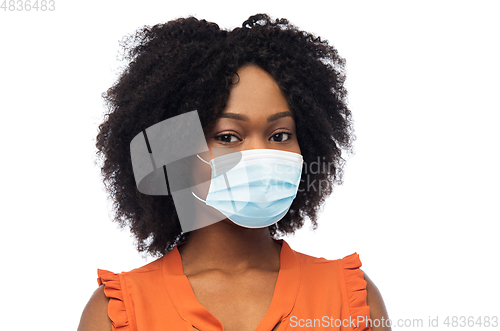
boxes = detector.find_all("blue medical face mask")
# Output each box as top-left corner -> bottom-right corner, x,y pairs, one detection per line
193,149 -> 303,228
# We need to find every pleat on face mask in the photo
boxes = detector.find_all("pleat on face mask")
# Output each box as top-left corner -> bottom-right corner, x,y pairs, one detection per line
193,149 -> 303,228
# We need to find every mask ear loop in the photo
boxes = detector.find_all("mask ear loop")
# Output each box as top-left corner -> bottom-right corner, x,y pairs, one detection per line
196,154 -> 210,165
192,153 -> 237,214
191,154 -> 211,203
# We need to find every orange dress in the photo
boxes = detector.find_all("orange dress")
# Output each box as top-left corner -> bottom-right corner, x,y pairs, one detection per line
98,240 -> 371,330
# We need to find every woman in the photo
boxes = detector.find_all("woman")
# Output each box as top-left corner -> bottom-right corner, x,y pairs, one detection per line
79,14 -> 390,331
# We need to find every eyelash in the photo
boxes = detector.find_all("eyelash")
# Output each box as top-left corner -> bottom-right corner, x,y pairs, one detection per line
214,130 -> 293,144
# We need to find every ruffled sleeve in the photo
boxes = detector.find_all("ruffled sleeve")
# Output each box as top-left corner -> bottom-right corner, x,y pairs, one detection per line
341,253 -> 371,331
97,269 -> 130,330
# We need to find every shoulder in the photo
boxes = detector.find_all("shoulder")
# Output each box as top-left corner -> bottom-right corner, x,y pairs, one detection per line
77,285 -> 112,331
98,255 -> 165,283
296,249 -> 391,331
363,271 -> 391,331
78,256 -> 165,331
294,250 -> 333,264
123,255 -> 165,275
338,253 -> 391,331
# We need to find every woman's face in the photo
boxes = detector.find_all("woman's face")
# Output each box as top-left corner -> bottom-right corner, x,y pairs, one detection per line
189,65 -> 302,229
206,65 -> 301,156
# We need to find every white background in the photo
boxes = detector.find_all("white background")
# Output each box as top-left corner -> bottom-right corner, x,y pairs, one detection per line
1,0 -> 499,330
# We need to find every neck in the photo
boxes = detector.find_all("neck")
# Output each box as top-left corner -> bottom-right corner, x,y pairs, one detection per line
178,220 -> 281,275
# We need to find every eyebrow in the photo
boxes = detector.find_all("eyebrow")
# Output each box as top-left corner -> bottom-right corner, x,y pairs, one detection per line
219,111 -> 293,122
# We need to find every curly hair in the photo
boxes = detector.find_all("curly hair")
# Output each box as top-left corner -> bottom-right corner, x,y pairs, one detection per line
96,14 -> 353,256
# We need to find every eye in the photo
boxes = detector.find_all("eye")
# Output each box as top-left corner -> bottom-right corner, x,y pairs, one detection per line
216,133 -> 240,144
270,131 -> 292,142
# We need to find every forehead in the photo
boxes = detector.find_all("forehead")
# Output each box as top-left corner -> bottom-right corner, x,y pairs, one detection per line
224,65 -> 291,117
